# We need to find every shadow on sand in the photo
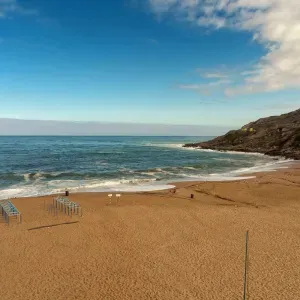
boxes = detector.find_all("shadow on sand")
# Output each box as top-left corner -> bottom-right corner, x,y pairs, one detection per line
28,221 -> 79,231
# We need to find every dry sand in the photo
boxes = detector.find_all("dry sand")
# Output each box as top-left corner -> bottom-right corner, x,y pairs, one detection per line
1,164 -> 300,300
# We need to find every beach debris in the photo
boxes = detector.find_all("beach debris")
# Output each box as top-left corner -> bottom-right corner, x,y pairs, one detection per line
191,194 -> 194,199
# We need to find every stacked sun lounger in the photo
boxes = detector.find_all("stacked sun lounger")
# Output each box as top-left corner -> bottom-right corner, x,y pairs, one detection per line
53,196 -> 82,216
0,200 -> 22,224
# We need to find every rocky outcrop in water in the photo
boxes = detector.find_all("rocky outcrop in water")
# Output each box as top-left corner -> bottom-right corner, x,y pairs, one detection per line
184,108 -> 300,160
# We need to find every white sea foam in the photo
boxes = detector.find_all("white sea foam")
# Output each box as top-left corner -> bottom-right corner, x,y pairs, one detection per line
145,143 -> 199,151
144,142 -> 183,148
0,180 -> 175,199
0,158 -> 296,200
23,174 -> 31,182
22,171 -> 64,181
0,185 -> 61,200
33,172 -> 44,180
141,172 -> 157,176
146,142 -> 285,158
227,159 -> 294,175
173,175 -> 256,182
167,158 -> 294,183
212,158 -> 233,162
46,178 -> 155,191
195,148 -> 266,156
75,184 -> 175,193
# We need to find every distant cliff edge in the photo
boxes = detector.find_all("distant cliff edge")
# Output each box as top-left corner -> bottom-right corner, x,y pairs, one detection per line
183,108 -> 300,160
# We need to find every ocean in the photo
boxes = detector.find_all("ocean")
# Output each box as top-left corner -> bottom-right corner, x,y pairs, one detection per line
0,136 -> 291,199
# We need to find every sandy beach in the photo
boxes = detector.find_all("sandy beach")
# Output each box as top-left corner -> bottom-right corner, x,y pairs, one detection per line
1,163 -> 300,300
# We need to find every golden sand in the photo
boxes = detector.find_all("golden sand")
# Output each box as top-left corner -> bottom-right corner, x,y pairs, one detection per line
1,164 -> 300,300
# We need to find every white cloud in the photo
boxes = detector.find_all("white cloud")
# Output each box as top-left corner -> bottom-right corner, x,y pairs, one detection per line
241,70 -> 260,76
202,72 -> 228,79
178,84 -> 202,90
148,0 -> 178,13
208,79 -> 232,86
148,0 -> 300,95
197,16 -> 226,28
179,79 -> 232,93
0,0 -> 37,18
147,38 -> 159,44
254,102 -> 300,111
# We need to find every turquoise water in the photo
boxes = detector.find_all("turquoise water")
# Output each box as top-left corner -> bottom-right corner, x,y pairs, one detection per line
0,136 -> 289,198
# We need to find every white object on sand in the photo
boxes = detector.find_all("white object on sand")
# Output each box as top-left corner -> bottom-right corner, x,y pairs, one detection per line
115,194 -> 121,205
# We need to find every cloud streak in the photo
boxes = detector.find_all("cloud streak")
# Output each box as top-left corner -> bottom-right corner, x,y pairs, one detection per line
0,0 -> 37,18
148,0 -> 300,96
202,72 -> 228,79
178,79 -> 232,94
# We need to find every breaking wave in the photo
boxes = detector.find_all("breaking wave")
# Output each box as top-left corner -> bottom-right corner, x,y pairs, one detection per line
0,136 -> 295,199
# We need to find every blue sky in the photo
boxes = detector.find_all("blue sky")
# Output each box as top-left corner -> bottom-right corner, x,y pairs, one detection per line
0,0 -> 299,127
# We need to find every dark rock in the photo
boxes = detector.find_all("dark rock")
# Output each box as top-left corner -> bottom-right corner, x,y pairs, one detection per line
183,108 -> 300,160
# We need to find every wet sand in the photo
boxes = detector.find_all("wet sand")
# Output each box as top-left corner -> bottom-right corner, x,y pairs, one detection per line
1,163 -> 300,300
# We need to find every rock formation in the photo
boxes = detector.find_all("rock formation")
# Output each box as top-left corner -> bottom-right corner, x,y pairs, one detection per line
184,108 -> 300,160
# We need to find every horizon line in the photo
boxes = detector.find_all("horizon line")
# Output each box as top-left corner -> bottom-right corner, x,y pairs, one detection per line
0,134 -> 215,137
0,118 -> 232,128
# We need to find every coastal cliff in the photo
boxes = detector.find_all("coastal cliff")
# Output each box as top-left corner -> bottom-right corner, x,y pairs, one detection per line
184,108 -> 300,160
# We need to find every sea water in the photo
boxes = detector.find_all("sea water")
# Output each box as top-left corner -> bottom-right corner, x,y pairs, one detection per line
0,136 -> 292,199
